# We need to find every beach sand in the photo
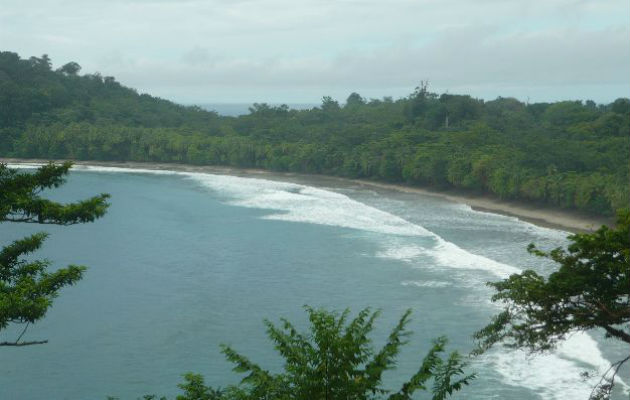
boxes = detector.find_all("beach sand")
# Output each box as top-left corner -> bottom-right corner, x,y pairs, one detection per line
1,158 -> 613,233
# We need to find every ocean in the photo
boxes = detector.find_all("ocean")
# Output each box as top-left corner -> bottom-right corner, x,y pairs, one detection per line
0,165 -> 626,399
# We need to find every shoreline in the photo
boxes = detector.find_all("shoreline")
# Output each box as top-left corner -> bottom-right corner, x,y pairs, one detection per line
1,158 -> 612,233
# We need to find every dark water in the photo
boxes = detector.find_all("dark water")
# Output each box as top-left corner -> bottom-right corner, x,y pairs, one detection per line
0,166 -> 626,399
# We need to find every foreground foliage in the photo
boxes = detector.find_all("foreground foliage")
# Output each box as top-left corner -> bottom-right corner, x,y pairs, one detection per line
1,52 -> 629,215
474,211 -> 630,398
0,162 -> 109,346
142,308 -> 474,400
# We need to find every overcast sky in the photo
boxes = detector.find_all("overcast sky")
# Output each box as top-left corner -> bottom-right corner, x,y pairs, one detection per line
1,0 -> 628,104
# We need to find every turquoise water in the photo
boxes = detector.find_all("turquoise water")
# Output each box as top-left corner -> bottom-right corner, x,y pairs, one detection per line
0,166 -> 626,399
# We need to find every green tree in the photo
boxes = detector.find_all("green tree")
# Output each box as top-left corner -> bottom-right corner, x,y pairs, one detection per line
173,307 -> 474,400
345,92 -> 365,108
57,61 -> 81,76
0,162 -> 109,346
321,96 -> 340,113
176,374 -> 225,400
474,211 -> 630,399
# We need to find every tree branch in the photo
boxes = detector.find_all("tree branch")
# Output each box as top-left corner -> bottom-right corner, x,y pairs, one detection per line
2,217 -> 72,225
15,322 -> 29,343
0,340 -> 48,346
602,325 -> 630,343
589,354 -> 630,400
0,322 -> 50,347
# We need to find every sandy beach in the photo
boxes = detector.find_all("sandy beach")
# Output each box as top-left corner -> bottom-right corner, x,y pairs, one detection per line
1,158 -> 613,233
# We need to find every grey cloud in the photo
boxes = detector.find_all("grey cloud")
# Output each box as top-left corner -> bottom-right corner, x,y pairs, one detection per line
112,26 -> 628,90
1,0 -> 628,103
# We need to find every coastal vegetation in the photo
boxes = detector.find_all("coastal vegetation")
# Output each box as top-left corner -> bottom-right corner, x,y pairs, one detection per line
1,51 -> 628,216
147,308 -> 474,400
0,162 -> 109,346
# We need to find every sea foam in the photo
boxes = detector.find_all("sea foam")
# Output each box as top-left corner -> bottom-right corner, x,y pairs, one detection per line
186,173 -> 521,278
451,203 -> 571,240
187,173 -> 435,237
490,331 -> 628,399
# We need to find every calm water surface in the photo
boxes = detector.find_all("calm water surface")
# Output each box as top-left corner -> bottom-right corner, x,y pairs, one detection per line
0,166 -> 626,399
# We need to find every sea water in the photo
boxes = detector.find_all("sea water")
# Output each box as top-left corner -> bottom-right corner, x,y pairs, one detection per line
0,165 -> 626,399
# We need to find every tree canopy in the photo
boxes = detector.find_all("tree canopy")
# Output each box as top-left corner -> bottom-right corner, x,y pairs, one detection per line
0,51 -> 628,217
0,162 -> 109,346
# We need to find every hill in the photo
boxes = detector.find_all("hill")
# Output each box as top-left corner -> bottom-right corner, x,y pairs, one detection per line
1,51 -> 628,215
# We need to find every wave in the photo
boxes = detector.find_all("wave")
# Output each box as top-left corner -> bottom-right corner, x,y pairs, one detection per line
6,162 -> 47,169
490,331 -> 628,399
79,165 -> 179,175
376,244 -> 425,262
375,240 -> 519,280
186,172 -> 435,237
451,203 -> 571,240
429,238 -> 521,278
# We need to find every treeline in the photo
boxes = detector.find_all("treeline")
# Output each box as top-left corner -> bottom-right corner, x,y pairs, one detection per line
1,51 -> 628,215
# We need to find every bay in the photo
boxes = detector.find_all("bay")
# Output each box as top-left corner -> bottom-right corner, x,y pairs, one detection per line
0,166 -> 625,399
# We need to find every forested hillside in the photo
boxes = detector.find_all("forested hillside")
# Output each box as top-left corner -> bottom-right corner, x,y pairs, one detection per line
1,51 -> 628,215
